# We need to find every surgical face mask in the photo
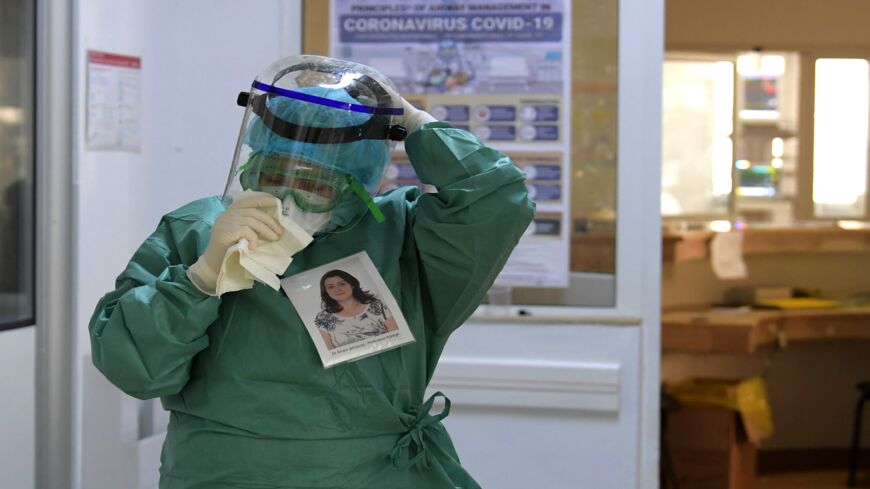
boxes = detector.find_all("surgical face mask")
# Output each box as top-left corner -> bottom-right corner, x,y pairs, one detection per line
281,194 -> 332,235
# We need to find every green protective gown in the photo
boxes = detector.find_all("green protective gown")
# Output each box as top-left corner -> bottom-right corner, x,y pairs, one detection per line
89,122 -> 535,489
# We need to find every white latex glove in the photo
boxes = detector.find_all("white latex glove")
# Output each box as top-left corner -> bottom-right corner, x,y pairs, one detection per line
400,97 -> 437,134
187,195 -> 283,295
381,86 -> 437,134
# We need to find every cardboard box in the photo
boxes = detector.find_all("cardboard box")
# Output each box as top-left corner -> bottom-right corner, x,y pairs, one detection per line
666,407 -> 757,489
666,377 -> 774,445
664,378 -> 772,489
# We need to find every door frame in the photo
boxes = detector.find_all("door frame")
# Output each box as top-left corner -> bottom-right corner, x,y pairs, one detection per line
34,0 -> 75,487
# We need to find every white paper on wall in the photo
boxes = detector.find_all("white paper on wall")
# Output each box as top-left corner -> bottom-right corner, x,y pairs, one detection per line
86,50 -> 142,152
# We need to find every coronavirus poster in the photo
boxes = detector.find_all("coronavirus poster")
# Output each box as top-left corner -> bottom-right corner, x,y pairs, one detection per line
332,0 -> 571,287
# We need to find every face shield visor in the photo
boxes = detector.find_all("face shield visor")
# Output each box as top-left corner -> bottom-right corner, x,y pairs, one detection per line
223,55 -> 406,222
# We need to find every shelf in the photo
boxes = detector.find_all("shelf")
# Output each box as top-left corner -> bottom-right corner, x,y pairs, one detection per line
570,226 -> 870,272
662,307 -> 870,354
663,227 -> 870,263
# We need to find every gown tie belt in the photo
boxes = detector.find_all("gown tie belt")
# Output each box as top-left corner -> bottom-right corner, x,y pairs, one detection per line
391,391 -> 452,470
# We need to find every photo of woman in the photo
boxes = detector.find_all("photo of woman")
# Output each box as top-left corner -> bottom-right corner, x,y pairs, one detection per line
280,251 -> 415,366
315,269 -> 399,349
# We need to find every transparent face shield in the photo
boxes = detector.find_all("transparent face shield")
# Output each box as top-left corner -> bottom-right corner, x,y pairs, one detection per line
223,55 -> 407,224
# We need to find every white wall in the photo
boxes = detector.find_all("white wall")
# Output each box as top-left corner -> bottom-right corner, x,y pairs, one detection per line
75,0 -> 302,375
0,326 -> 35,489
74,1 -> 300,487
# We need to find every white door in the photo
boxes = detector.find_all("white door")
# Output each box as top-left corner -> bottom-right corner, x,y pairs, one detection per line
429,0 -> 664,486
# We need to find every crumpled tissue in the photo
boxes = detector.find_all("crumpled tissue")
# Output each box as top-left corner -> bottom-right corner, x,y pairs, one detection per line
215,191 -> 313,296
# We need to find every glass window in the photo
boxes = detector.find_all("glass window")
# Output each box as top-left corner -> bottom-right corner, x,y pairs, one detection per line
506,0 -> 618,307
308,0 -> 620,308
734,52 -> 800,225
813,58 -> 869,218
0,0 -> 36,330
662,58 -> 734,217
662,51 -> 801,226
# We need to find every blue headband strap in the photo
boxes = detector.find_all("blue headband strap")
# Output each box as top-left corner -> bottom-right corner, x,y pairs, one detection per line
252,80 -> 404,116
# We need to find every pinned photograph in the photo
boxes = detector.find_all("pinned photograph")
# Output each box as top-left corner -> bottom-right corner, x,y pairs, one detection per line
280,251 -> 415,367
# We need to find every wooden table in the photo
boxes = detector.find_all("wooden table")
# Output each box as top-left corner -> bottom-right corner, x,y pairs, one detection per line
662,308 -> 870,354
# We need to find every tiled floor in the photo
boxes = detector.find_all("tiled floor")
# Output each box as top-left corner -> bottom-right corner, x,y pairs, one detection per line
756,471 -> 870,489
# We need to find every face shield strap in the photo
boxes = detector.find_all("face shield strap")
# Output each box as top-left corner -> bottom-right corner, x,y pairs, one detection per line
273,62 -> 396,113
347,175 -> 385,223
243,72 -> 408,144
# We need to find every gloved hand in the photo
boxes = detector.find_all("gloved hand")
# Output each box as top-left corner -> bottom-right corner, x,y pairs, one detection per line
400,97 -> 437,134
383,85 -> 436,135
187,195 -> 283,295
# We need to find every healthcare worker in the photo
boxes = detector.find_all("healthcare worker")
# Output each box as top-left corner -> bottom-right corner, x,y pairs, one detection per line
89,55 -> 535,489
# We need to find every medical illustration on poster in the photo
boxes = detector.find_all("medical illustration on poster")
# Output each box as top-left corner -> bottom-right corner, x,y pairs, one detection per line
331,0 -> 572,287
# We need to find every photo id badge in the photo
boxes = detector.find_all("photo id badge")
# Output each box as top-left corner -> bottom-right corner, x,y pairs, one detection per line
280,251 -> 416,368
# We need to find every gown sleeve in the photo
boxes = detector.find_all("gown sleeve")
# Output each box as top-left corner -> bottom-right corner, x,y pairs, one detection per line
405,122 -> 535,338
88,211 -> 221,400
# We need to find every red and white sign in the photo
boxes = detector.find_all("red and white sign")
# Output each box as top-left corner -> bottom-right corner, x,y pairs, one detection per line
86,50 -> 142,151
87,50 -> 142,69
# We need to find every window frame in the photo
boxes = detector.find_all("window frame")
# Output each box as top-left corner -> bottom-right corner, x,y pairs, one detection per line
304,0 -> 664,318
795,49 -> 870,222
661,51 -> 738,224
474,0 -> 663,320
663,48 -> 870,225
0,0 -> 37,332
